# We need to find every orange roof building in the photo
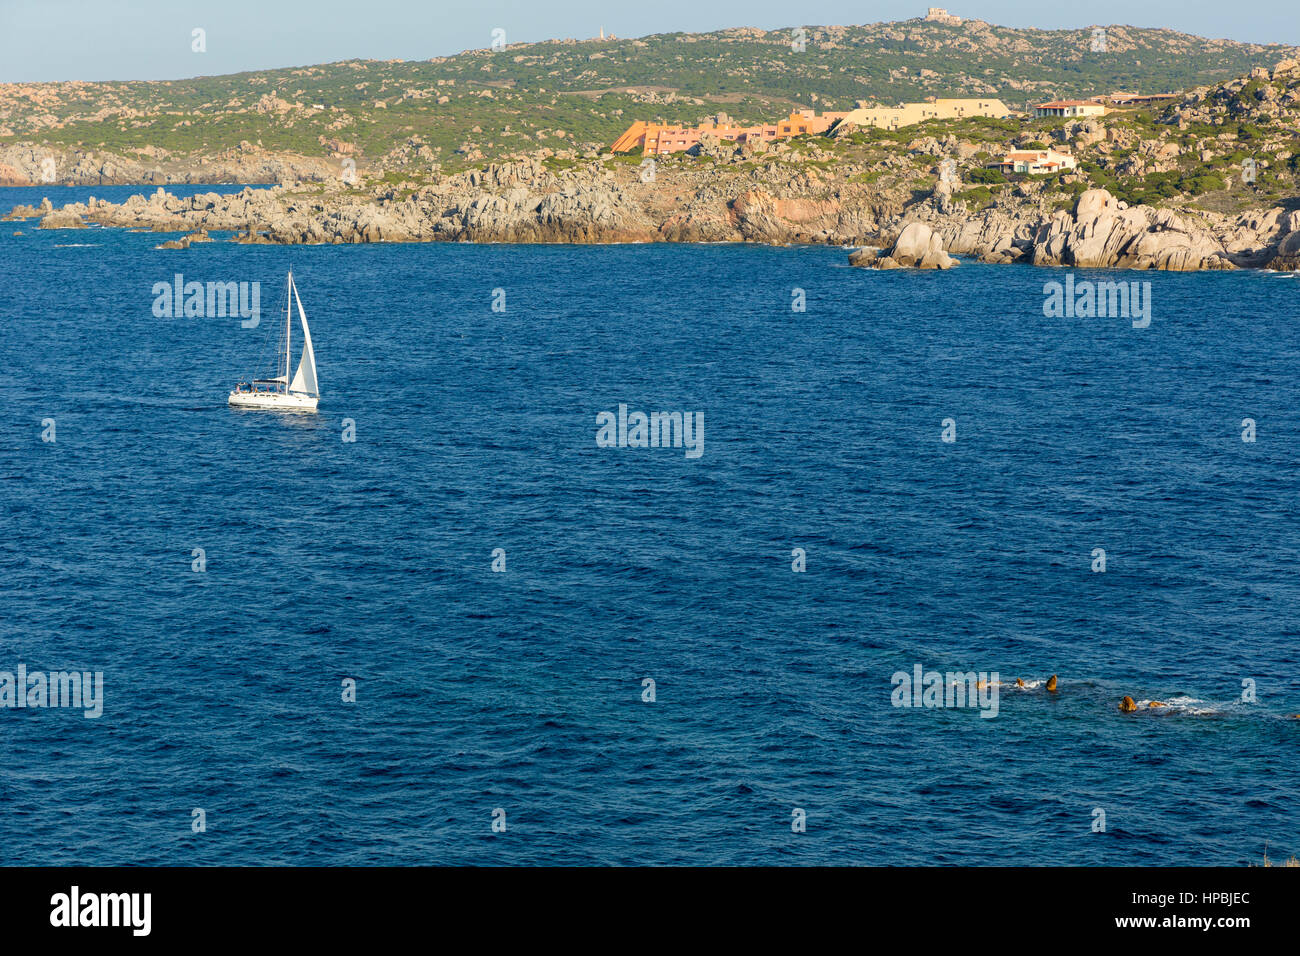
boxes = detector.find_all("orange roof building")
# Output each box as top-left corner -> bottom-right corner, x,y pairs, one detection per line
610,109 -> 849,155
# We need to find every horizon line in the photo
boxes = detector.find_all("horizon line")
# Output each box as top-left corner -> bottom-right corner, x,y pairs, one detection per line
3,17 -> 1298,86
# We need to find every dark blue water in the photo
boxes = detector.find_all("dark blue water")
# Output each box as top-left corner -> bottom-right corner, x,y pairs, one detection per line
2,185 -> 1298,865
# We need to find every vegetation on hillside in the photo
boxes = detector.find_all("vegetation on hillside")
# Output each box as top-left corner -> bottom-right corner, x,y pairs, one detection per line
0,18 -> 1295,176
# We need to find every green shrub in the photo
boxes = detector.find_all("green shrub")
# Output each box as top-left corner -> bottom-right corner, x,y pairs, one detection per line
953,185 -> 994,206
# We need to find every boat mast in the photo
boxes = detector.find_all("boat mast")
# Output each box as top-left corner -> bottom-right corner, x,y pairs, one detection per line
284,269 -> 293,392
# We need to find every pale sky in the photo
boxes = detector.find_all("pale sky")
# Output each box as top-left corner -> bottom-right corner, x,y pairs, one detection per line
1,0 -> 1296,83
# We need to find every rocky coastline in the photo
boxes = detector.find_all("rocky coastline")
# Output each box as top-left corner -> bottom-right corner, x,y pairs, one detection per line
7,157 -> 1300,273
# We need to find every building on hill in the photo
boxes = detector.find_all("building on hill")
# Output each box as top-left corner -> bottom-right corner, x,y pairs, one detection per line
987,148 -> 1077,174
1100,92 -> 1180,107
835,97 -> 1011,131
924,8 -> 963,25
1033,100 -> 1107,118
610,97 -> 1013,155
610,109 -> 849,155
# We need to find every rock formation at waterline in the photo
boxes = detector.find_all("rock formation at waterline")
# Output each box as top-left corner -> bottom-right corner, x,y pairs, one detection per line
9,166 -> 1300,275
849,222 -> 958,269
928,189 -> 1237,270
872,189 -> 1300,272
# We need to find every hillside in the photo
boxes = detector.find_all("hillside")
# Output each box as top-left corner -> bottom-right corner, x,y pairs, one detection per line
1,16 -> 1297,182
10,56 -> 1300,273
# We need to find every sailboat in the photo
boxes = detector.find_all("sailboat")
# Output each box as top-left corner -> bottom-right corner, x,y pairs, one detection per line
228,269 -> 319,411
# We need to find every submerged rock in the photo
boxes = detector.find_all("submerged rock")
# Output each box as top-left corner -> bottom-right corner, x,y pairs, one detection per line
154,230 -> 211,250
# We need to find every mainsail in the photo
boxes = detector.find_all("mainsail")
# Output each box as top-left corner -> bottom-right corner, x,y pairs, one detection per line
287,274 -> 319,397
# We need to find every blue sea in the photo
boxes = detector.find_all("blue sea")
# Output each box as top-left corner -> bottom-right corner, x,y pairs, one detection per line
1,185 -> 1298,866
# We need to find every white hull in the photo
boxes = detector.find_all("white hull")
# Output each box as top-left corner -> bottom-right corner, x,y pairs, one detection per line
228,390 -> 318,412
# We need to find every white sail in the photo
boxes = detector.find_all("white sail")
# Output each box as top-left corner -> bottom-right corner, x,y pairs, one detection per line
287,275 -> 319,397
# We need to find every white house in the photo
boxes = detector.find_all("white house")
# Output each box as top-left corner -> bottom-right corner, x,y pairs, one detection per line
1033,100 -> 1107,119
988,148 -> 1078,174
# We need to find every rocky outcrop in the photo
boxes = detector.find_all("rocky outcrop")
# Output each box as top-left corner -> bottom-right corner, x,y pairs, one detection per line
5,153 -> 875,246
0,142 -> 337,186
1025,189 -> 1232,271
38,209 -> 86,229
6,147 -> 1298,273
1265,229 -> 1300,271
935,209 -> 1038,263
155,230 -> 212,250
888,188 -> 1256,271
849,221 -> 958,269
729,190 -> 795,243
1255,210 -> 1300,270
5,160 -> 664,245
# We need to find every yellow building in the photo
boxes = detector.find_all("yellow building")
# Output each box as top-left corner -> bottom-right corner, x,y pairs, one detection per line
835,98 -> 1012,131
611,99 -> 1014,154
924,8 -> 963,26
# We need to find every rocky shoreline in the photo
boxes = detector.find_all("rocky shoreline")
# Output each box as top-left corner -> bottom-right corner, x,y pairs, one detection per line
7,157 -> 1299,273
855,188 -> 1300,271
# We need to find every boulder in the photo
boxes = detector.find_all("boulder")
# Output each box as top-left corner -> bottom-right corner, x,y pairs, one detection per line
851,221 -> 957,269
155,229 -> 212,250
1265,229 -> 1300,270
38,210 -> 86,229
1029,188 -> 1232,271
